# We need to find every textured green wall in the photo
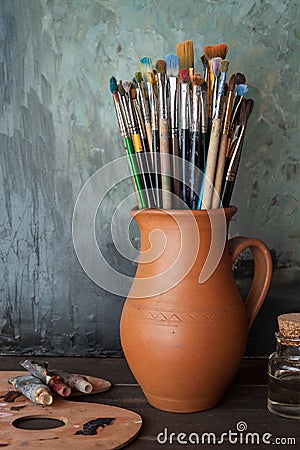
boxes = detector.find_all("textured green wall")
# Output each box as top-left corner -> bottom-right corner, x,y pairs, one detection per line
0,0 -> 299,355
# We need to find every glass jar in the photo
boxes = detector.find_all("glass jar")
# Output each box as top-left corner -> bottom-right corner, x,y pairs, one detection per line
268,318 -> 300,419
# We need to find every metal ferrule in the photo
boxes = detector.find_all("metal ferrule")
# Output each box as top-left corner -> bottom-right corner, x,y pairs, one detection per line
133,100 -> 146,139
147,82 -> 158,130
137,83 -> 150,123
214,72 -> 226,119
119,94 -> 132,132
114,99 -> 128,137
200,90 -> 208,134
157,72 -> 167,119
181,82 -> 189,130
223,91 -> 234,134
192,85 -> 201,133
126,94 -> 138,135
212,76 -> 219,119
168,77 -> 179,136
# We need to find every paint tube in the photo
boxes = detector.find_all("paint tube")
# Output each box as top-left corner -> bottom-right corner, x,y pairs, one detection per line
55,371 -> 93,394
20,360 -> 71,397
8,374 -> 53,405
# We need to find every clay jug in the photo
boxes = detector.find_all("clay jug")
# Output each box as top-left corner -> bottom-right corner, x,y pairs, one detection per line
120,207 -> 272,413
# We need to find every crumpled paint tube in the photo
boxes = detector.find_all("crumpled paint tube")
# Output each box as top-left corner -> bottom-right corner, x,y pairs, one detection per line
55,370 -> 93,394
20,360 -> 71,397
8,374 -> 53,405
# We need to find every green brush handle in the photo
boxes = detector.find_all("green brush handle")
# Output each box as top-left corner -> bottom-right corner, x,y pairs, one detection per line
125,137 -> 147,209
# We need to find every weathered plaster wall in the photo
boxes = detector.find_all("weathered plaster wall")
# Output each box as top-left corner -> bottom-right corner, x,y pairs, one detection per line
0,0 -> 299,355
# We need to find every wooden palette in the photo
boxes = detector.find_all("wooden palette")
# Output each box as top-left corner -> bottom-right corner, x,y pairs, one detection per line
0,371 -> 142,449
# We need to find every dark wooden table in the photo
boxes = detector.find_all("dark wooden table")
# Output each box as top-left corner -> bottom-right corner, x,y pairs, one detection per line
0,356 -> 299,449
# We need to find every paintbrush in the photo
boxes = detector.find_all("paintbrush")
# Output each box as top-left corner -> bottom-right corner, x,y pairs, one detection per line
200,58 -> 229,210
230,74 -> 248,131
134,71 -> 152,157
224,78 -> 249,175
118,80 -> 154,208
176,39 -> 194,77
195,76 -> 208,209
203,43 -> 228,133
211,73 -> 235,209
176,40 -> 194,131
165,53 -> 181,201
199,78 -> 208,167
195,77 -> 209,210
179,68 -> 191,206
221,98 -> 254,207
131,82 -> 159,204
124,80 -> 156,207
156,59 -> 172,209
130,84 -> 151,154
211,59 -> 229,209
140,57 -> 161,206
190,74 -> 203,209
109,76 -> 147,209
149,71 -> 161,207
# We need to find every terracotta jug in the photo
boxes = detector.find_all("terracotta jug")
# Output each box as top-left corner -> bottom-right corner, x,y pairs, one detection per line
120,207 -> 272,413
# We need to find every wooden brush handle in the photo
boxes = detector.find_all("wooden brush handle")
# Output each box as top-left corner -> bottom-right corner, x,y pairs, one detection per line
211,133 -> 228,209
201,118 -> 221,210
159,118 -> 172,209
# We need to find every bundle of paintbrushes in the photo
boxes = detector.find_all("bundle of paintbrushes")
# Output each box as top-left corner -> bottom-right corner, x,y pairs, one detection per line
109,40 -> 253,210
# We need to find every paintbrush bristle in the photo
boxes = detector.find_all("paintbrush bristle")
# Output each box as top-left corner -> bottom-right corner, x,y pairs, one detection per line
156,59 -> 166,74
245,98 -> 254,121
135,72 -> 143,83
235,72 -> 246,84
179,68 -> 190,83
113,91 -> 120,103
200,80 -> 207,91
220,59 -> 230,73
228,74 -> 236,91
237,84 -> 248,96
140,57 -> 152,83
165,53 -> 180,77
201,54 -> 208,70
211,57 -> 221,76
176,40 -> 194,69
149,71 -> 156,86
130,86 -> 137,100
238,97 -> 253,126
109,76 -> 118,93
122,80 -> 132,93
192,73 -> 205,87
117,82 -> 125,96
204,43 -> 229,60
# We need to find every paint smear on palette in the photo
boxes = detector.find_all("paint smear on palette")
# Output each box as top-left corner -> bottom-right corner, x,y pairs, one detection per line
75,418 -> 115,436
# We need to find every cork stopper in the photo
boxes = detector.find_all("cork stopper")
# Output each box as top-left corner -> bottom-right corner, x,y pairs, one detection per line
278,313 -> 300,339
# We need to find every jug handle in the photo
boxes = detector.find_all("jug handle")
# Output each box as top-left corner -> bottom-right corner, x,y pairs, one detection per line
228,236 -> 273,331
